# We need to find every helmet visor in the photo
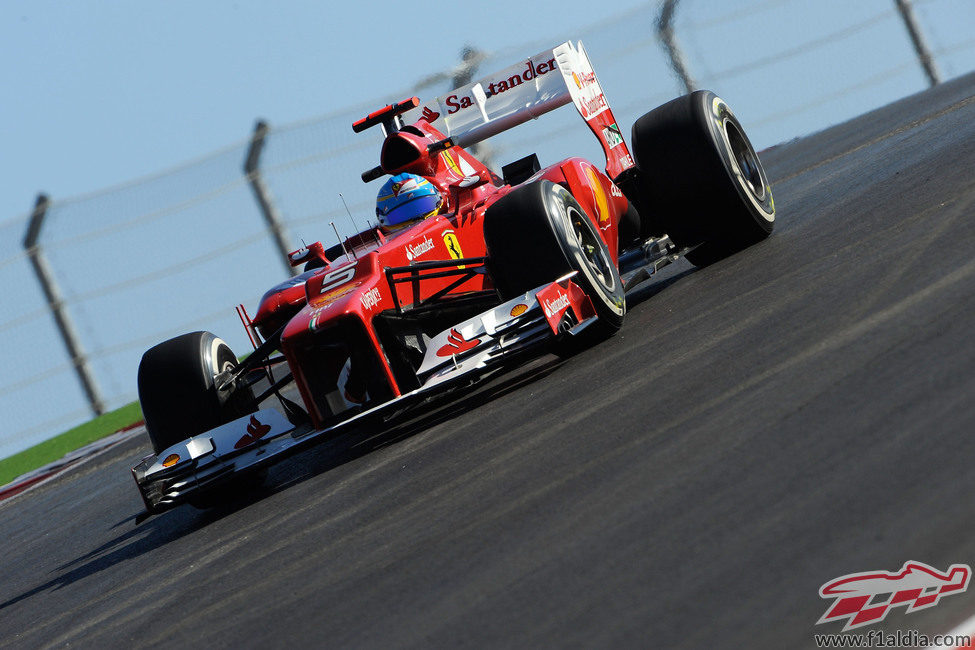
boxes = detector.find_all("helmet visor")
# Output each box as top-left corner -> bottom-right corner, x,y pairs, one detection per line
382,193 -> 441,228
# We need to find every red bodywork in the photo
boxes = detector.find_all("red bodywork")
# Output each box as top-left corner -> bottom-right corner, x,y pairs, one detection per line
249,114 -> 630,430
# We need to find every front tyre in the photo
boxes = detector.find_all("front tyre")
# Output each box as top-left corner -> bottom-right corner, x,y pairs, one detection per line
631,90 -> 774,267
484,180 -> 625,340
137,331 -> 255,454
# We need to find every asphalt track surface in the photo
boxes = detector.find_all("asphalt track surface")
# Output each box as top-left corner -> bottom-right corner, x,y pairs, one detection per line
3,74 -> 975,649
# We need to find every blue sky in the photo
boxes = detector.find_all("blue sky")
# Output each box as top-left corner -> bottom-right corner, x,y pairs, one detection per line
2,0 -> 656,223
3,0 -> 973,224
1,0 -> 972,459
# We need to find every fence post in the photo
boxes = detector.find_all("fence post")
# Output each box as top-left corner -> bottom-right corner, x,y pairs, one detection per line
244,120 -> 297,277
454,46 -> 489,163
894,0 -> 941,87
656,0 -> 696,94
23,194 -> 106,417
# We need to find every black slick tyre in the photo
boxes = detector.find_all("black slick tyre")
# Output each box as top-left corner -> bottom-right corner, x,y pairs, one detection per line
137,331 -> 255,454
484,180 -> 625,341
631,90 -> 774,267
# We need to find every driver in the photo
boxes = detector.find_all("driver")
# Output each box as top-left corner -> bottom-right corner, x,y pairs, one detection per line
376,173 -> 443,232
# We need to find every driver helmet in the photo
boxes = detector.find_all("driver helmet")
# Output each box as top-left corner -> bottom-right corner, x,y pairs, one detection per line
376,173 -> 442,231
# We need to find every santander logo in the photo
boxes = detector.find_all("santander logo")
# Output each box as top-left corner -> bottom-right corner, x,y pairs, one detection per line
406,236 -> 435,261
542,292 -> 571,318
578,92 -> 607,119
438,57 -> 558,116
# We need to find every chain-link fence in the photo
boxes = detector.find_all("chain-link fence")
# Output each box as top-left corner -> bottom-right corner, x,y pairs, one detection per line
1,0 -> 972,459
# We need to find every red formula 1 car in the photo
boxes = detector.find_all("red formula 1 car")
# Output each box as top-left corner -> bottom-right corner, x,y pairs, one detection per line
131,41 -> 775,519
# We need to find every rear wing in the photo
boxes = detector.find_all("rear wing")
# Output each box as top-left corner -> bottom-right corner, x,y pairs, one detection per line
402,41 -> 635,181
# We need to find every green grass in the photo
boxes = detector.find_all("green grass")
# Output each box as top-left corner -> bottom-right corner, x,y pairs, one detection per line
0,401 -> 143,487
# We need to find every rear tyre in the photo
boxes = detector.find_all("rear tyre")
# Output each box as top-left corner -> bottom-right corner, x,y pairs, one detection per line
631,90 -> 774,267
137,331 -> 255,454
484,180 -> 625,342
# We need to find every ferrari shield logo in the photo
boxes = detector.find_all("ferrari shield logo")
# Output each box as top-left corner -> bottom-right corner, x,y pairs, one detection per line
442,230 -> 465,268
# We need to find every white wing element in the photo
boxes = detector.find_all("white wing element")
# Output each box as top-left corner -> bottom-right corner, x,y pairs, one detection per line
402,41 -> 601,150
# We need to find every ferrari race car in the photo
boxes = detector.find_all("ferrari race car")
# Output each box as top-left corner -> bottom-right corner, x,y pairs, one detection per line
131,41 -> 775,520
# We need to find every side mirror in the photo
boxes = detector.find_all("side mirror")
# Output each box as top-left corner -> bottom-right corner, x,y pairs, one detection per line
288,241 -> 329,268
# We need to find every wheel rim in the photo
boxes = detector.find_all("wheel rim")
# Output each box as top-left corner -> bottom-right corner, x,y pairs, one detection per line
567,205 -> 615,292
724,119 -> 767,202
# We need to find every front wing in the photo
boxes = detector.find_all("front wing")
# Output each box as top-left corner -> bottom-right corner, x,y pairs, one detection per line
132,275 -> 597,521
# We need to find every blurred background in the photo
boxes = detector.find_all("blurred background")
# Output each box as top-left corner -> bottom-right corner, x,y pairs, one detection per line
1,0 -> 973,459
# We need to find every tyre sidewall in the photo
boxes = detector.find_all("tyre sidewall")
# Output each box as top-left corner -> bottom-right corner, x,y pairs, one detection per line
138,331 -> 254,453
698,92 -> 774,231
543,183 -> 626,323
630,90 -> 775,262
